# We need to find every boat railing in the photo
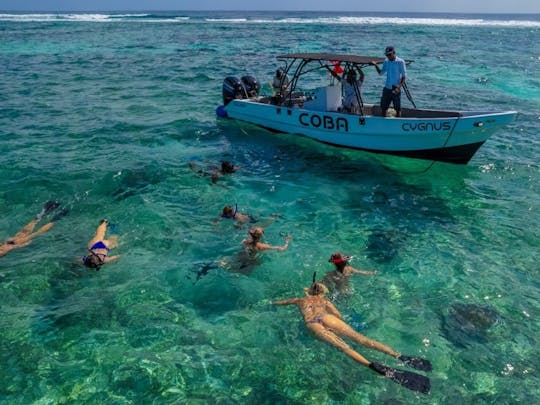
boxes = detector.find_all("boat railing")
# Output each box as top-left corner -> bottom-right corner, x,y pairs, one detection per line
254,94 -> 464,119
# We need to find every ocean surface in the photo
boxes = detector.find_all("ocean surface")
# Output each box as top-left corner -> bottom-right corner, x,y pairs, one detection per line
0,10 -> 539,404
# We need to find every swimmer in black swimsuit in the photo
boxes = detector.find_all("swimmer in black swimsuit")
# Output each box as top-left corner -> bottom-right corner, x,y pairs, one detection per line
273,275 -> 432,394
82,219 -> 119,270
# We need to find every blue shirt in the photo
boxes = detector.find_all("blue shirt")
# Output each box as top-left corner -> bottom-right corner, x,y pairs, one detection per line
380,57 -> 406,89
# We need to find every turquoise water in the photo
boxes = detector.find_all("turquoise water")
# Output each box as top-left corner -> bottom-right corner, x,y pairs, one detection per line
0,11 -> 539,404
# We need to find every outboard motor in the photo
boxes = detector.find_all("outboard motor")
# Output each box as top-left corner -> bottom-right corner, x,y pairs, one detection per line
222,76 -> 246,105
241,75 -> 260,98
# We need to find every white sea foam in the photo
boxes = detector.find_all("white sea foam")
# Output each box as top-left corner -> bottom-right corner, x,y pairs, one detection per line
0,13 -> 538,27
258,16 -> 540,28
0,13 -> 189,22
0,13 -> 113,22
205,18 -> 248,22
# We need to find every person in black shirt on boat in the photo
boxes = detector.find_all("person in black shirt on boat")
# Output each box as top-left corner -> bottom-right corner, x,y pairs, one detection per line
272,68 -> 290,100
342,68 -> 365,114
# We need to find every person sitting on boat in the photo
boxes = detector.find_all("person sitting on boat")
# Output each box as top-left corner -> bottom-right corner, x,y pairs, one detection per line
371,46 -> 407,117
322,252 -> 377,294
82,219 -> 119,270
342,68 -> 365,114
0,201 -> 62,258
272,68 -> 290,100
273,275 -> 432,394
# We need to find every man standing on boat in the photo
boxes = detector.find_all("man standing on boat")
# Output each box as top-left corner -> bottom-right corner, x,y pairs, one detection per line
372,46 -> 407,117
272,68 -> 290,100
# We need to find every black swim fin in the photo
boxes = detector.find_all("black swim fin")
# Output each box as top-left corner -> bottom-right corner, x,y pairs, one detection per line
51,208 -> 69,222
398,355 -> 433,371
37,201 -> 61,220
186,261 -> 219,283
369,362 -> 431,394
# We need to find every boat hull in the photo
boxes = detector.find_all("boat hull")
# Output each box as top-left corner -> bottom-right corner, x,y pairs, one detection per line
223,100 -> 517,164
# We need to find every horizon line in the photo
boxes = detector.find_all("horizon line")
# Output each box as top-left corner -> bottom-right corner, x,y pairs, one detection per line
1,10 -> 539,15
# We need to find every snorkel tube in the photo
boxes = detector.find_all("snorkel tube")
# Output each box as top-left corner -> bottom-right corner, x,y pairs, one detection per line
221,203 -> 238,219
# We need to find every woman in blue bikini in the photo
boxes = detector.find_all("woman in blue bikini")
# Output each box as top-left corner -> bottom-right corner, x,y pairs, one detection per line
82,219 -> 119,270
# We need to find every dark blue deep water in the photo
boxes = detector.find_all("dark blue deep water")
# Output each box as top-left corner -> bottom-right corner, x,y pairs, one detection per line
0,11 -> 539,404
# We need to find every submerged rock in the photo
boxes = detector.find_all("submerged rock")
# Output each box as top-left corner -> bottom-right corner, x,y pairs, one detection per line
112,165 -> 165,200
442,302 -> 501,348
365,229 -> 405,263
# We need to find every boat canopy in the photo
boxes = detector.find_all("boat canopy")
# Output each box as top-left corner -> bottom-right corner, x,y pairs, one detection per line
276,53 -> 386,65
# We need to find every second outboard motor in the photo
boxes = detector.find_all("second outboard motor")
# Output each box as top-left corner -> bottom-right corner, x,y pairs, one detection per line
241,75 -> 260,98
222,76 -> 246,105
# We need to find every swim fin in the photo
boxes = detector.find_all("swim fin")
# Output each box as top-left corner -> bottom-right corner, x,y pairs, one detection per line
186,261 -> 219,283
51,208 -> 69,222
369,362 -> 431,394
398,355 -> 432,371
107,223 -> 119,234
36,201 -> 61,220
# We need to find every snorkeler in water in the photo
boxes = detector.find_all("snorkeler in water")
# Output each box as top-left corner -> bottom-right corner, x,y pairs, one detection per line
82,219 -> 120,270
0,201 -> 65,258
219,203 -> 284,230
189,160 -> 238,185
242,226 -> 291,254
221,203 -> 253,224
217,226 -> 291,274
322,252 -> 377,294
273,273 -> 432,394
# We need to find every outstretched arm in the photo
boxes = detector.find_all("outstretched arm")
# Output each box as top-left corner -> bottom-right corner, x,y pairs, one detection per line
370,61 -> 381,74
273,298 -> 300,306
350,267 -> 377,275
104,255 -> 120,263
258,235 -> 291,252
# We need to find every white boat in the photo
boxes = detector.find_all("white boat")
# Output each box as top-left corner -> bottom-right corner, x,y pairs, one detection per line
217,53 -> 517,164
